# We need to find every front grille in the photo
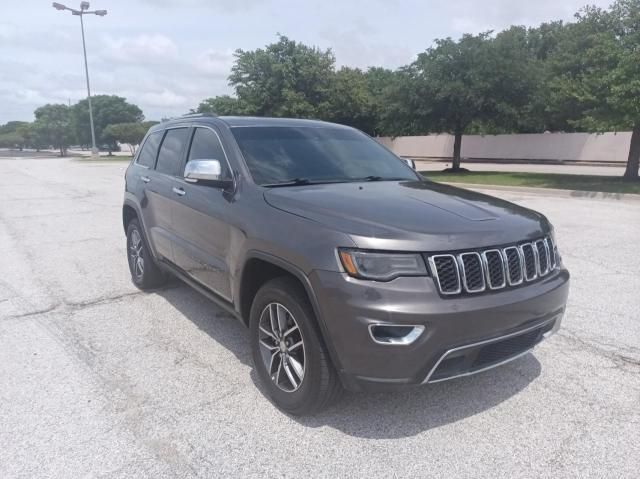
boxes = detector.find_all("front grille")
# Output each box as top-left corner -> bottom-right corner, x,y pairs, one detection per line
427,236 -> 557,297
472,328 -> 541,367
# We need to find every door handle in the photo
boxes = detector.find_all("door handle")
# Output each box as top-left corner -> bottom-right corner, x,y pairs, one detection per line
172,186 -> 186,197
141,175 -> 151,183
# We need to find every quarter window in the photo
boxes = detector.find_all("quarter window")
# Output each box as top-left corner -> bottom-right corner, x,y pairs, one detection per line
136,131 -> 162,168
156,128 -> 190,176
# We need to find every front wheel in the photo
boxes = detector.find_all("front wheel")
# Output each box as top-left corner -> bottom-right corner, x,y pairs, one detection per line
250,277 -> 342,415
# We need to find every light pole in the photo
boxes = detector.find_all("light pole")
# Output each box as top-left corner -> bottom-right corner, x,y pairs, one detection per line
52,2 -> 107,159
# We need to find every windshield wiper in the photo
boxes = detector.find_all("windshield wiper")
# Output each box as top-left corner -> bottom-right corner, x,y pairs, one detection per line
349,176 -> 409,182
262,178 -> 322,187
263,176 -> 411,187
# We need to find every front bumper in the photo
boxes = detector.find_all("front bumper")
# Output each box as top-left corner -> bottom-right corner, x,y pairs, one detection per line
309,268 -> 570,392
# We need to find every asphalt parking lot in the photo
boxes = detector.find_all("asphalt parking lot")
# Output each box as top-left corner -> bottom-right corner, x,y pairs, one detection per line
1,157 -> 639,478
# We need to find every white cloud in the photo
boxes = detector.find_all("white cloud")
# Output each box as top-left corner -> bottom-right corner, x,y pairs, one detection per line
101,33 -> 178,63
139,88 -> 188,108
138,0 -> 263,13
194,49 -> 235,76
320,22 -> 413,69
448,0 -> 611,34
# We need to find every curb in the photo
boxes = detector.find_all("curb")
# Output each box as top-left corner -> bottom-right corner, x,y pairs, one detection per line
439,181 -> 640,203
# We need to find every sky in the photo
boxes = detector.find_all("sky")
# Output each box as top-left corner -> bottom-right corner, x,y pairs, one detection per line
0,0 -> 613,124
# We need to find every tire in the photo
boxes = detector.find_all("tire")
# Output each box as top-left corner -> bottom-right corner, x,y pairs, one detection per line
126,218 -> 166,290
250,276 -> 342,415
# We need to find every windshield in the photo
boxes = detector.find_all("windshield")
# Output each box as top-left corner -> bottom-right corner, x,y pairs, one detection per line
230,126 -> 419,186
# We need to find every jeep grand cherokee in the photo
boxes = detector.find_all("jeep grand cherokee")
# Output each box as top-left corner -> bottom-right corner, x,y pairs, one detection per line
123,115 -> 570,415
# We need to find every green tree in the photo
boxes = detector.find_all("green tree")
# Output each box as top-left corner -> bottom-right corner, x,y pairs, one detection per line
33,104 -> 74,156
326,67 -> 376,134
0,121 -> 32,150
103,121 -> 157,154
0,132 -> 24,149
364,67 -> 400,136
229,35 -> 335,118
194,95 -> 248,115
71,95 -> 144,151
0,121 -> 28,135
385,33 -> 537,170
546,1 -> 640,179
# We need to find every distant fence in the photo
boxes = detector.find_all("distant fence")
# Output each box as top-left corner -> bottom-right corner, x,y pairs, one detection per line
376,132 -> 631,165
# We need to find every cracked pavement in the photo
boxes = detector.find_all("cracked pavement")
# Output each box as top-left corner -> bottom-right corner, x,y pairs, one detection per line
1,157 -> 639,478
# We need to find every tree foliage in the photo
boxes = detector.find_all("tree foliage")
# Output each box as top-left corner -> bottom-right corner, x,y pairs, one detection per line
104,121 -> 158,154
71,95 -> 144,150
545,0 -> 640,178
229,35 -> 335,118
383,32 -> 538,169
33,104 -> 74,156
194,95 -> 248,115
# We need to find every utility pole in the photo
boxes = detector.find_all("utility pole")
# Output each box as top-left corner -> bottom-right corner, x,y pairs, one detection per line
52,2 -> 107,159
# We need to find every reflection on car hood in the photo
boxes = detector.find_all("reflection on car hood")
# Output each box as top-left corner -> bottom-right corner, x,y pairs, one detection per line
263,180 -> 550,251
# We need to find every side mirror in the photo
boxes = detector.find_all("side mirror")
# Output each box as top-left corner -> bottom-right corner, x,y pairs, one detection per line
402,158 -> 416,170
184,159 -> 232,187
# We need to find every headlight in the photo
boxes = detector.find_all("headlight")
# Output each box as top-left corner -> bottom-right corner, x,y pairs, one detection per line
338,249 -> 428,281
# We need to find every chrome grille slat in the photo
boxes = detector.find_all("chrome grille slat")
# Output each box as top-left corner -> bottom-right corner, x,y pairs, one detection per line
547,237 -> 557,270
534,239 -> 550,276
428,254 -> 461,295
520,243 -> 538,281
482,249 -> 506,289
502,246 -> 524,286
428,236 -> 557,296
458,252 -> 486,293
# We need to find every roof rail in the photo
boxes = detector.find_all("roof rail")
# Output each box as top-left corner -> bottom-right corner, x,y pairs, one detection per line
180,112 -> 217,118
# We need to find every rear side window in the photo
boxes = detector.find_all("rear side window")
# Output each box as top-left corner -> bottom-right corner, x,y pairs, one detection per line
156,128 -> 190,176
187,127 -> 229,177
136,131 -> 162,168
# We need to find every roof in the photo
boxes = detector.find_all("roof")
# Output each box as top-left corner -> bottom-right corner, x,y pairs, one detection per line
217,116 -> 349,129
151,115 -> 350,131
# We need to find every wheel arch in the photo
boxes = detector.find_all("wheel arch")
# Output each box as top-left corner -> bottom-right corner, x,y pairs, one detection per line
122,201 -> 139,233
237,251 -> 344,373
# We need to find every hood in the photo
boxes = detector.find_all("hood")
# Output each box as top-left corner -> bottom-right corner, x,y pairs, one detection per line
264,180 -> 550,251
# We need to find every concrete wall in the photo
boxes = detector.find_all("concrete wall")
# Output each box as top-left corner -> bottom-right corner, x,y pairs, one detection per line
377,132 -> 632,164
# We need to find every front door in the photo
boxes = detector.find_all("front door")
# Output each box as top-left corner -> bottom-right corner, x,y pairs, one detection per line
171,126 -> 234,301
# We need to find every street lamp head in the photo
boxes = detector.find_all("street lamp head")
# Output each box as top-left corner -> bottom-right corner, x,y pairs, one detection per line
95,9 -> 107,16
52,2 -> 67,10
80,1 -> 90,10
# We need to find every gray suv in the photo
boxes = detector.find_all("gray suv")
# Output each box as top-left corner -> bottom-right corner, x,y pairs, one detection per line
123,115 -> 570,415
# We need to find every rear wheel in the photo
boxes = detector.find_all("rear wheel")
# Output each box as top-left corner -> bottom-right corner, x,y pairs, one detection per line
126,219 -> 166,289
250,277 -> 342,415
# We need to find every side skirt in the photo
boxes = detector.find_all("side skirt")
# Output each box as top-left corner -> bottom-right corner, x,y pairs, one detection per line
159,259 -> 244,324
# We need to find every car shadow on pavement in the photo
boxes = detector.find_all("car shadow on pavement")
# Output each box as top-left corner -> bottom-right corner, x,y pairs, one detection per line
296,355 -> 541,439
157,281 -> 541,439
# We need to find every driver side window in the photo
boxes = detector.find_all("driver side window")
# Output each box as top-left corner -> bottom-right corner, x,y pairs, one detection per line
187,128 -> 229,178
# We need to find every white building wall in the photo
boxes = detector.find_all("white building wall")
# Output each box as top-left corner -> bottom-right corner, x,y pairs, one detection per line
377,132 -> 632,164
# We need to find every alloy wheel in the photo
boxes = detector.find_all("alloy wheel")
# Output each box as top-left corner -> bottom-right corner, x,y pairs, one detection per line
257,303 -> 306,392
129,229 -> 144,279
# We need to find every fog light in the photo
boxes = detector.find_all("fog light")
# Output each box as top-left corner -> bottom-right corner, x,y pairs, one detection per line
368,324 -> 425,345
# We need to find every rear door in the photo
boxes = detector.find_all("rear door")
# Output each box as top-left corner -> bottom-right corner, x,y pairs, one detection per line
133,130 -> 175,261
171,126 -> 234,300
145,127 -> 190,262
